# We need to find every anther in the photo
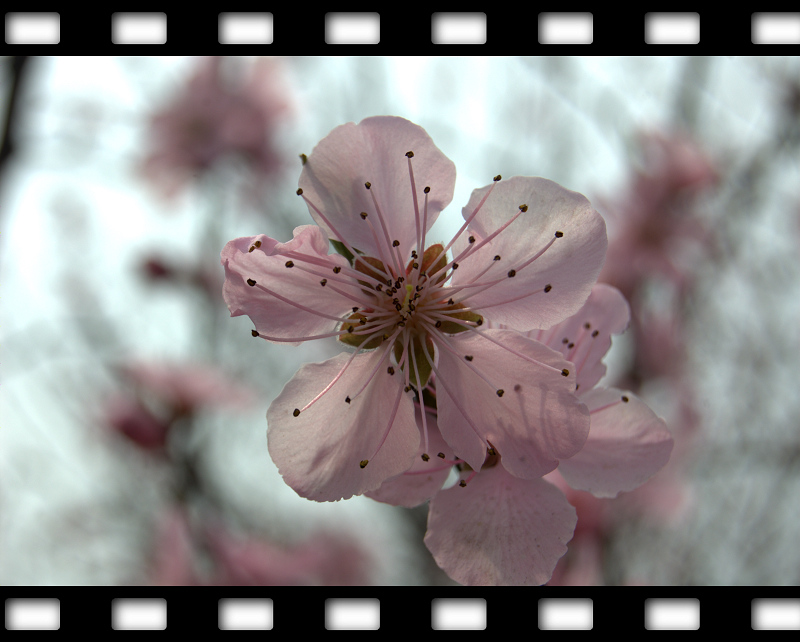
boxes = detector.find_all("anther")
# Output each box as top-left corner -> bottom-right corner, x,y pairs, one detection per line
476,319 -> 483,326
387,366 -> 395,375
448,298 -> 454,305
452,263 -> 459,269
468,236 -> 475,244
360,212 -> 368,219
345,396 -> 351,403
561,368 -> 569,377
423,186 -> 430,194
333,266 -> 342,274
494,255 -> 501,261
254,240 -> 262,248
584,322 -> 591,329
248,245 -> 255,253
592,330 -> 599,337
493,175 -> 502,182
568,342 -> 575,349
435,320 -> 442,328
296,188 -> 303,195
562,337 -> 569,344
621,395 -> 629,403
544,284 -> 552,293
392,240 -> 400,247
365,182 -> 371,190
293,408 -> 300,417
496,389 -> 505,397
285,260 -> 294,268
487,445 -> 498,456
555,231 -> 564,238
299,153 -> 307,165
247,278 -> 256,286
251,329 -> 260,337
360,459 -> 369,468
507,269 -> 516,278
347,326 -> 354,333
320,279 -> 327,286
464,355 -> 473,361
519,204 -> 528,212
437,452 -> 446,459
405,151 -> 414,158
421,453 -> 430,462
459,480 -> 467,487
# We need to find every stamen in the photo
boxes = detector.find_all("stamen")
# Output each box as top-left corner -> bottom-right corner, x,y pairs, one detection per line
419,338 -> 491,453
250,280 -> 356,323
366,183 -> 405,277
406,151 -> 423,256
298,191 -> 362,261
297,346 -> 363,414
364,378 -> 408,465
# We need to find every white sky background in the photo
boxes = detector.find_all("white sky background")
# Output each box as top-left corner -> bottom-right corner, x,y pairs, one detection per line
1,56 -> 800,586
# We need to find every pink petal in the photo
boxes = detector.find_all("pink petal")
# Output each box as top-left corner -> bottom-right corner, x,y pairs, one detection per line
366,409 -> 456,508
221,226 -> 353,346
424,466 -> 576,585
557,387 -> 674,498
453,176 -> 607,330
434,329 -> 590,479
297,116 -> 456,259
267,349 -> 419,501
529,284 -> 630,393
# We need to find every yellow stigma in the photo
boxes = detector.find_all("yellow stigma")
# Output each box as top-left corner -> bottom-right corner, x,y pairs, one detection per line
403,283 -> 414,309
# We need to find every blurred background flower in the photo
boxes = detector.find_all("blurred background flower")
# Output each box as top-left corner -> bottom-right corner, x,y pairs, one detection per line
2,56 -> 800,586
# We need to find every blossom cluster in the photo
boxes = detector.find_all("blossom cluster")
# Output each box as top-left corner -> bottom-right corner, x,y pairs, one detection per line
221,116 -> 673,585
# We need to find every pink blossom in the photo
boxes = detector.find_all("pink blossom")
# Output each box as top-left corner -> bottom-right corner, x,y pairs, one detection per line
222,116 -> 608,502
528,284 -> 674,498
140,56 -> 289,198
370,284 -> 672,585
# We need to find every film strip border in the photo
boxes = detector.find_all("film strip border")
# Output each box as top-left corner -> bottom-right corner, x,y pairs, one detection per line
4,589 -> 800,631
2,9 -> 800,53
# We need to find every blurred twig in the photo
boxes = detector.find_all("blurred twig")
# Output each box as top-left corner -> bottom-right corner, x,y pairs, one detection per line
0,57 -> 31,198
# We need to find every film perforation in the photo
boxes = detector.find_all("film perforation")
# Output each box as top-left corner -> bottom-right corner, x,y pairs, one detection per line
3,10 -> 800,51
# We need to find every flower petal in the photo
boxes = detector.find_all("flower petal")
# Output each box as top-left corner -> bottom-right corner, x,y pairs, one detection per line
221,226 -> 353,346
454,176 -> 607,330
366,409 -> 456,508
267,349 -> 419,502
298,116 -> 456,260
434,329 -> 590,479
529,284 -> 630,392
424,466 -> 576,586
558,387 -> 674,498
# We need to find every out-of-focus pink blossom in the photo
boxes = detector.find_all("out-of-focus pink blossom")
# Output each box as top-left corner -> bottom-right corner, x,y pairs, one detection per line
105,362 -> 254,451
222,116 -> 607,503
147,508 -> 371,586
140,56 -> 290,198
149,508 -> 200,586
204,527 -> 371,586
599,130 -> 718,301
122,361 -> 255,417
105,394 -> 171,450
